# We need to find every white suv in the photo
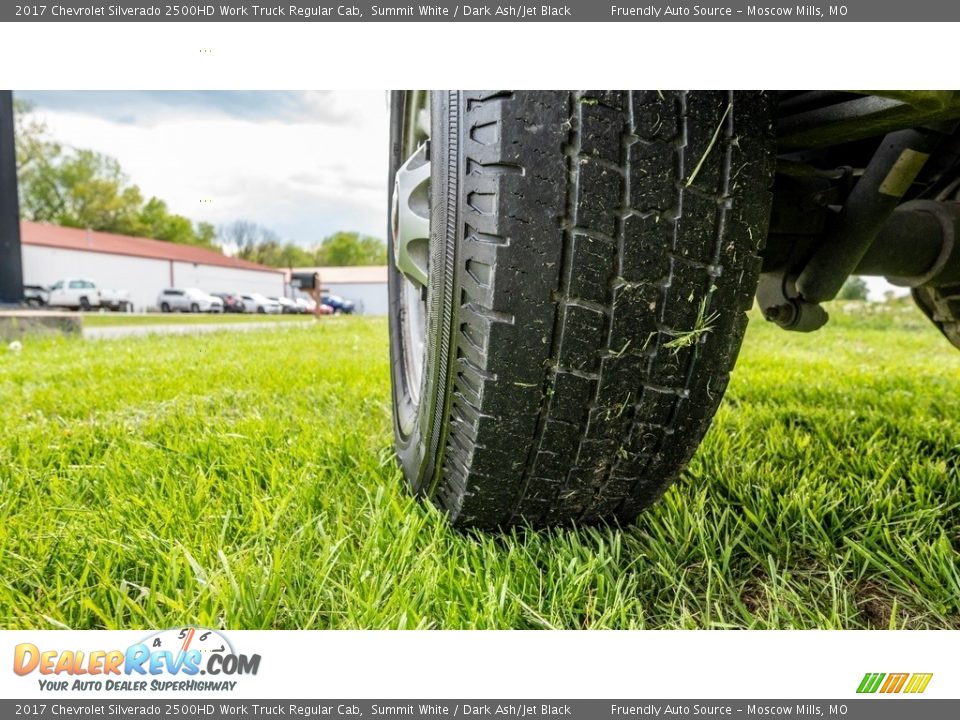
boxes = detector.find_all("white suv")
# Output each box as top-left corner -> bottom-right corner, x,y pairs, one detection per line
157,288 -> 223,313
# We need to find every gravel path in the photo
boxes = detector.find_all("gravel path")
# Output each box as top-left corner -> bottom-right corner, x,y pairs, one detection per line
83,320 -> 312,339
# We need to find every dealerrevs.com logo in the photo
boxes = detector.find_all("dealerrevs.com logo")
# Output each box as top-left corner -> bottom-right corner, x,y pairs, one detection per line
13,627 -> 261,693
857,672 -> 933,694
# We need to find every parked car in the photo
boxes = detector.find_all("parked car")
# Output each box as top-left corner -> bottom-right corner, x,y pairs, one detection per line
320,293 -> 356,314
293,296 -> 314,314
239,293 -> 282,314
47,278 -> 101,310
268,296 -> 300,314
157,288 -> 223,313
210,292 -> 246,313
23,285 -> 49,307
294,296 -> 334,315
294,296 -> 330,314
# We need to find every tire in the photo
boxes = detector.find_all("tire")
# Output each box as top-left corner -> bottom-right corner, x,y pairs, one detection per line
160,302 -> 170,313
257,306 -> 265,314
389,91 -> 776,529
190,303 -> 200,313
79,297 -> 91,311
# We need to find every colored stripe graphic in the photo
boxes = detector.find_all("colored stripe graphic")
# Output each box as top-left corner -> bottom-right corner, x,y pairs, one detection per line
857,672 -> 932,694
857,673 -> 885,693
904,673 -> 934,694
880,673 -> 909,693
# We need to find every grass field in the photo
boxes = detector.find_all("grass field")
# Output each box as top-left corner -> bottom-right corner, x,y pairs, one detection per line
82,313 -> 313,327
1,304 -> 958,630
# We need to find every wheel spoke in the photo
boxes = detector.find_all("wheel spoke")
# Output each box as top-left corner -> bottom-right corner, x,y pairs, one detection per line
393,91 -> 431,420
392,142 -> 431,289
416,107 -> 431,140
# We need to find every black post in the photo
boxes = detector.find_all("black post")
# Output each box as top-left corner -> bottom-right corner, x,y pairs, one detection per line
0,90 -> 24,305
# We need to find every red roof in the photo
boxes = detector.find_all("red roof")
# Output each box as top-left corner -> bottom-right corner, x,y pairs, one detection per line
293,265 -> 387,284
20,221 -> 283,274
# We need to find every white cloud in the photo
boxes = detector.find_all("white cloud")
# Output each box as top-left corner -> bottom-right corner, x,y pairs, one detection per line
23,91 -> 389,244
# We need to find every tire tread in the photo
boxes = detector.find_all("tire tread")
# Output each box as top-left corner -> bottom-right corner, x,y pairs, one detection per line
434,90 -> 775,528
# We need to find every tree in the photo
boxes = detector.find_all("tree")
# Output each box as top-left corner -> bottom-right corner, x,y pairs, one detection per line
48,150 -> 144,231
14,98 -> 65,220
13,98 -> 58,174
219,220 -> 314,267
196,222 -> 217,247
220,220 -> 279,259
838,276 -> 869,301
134,197 -> 217,248
314,232 -> 387,266
217,224 -> 387,268
14,100 -> 218,251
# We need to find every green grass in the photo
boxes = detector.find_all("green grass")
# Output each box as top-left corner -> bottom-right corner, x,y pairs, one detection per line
0,303 -> 958,630
82,313 -> 313,327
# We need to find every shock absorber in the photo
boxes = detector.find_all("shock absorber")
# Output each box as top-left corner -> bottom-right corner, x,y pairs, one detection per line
796,128 -> 942,303
758,127 -> 960,331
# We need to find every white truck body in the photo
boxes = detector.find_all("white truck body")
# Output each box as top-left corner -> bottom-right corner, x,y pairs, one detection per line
47,278 -> 131,311
47,278 -> 101,309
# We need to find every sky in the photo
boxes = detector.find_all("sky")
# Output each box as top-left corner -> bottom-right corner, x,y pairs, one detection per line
16,90 -> 389,246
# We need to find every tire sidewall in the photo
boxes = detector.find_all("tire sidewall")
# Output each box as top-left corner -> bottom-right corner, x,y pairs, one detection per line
388,91 -> 460,496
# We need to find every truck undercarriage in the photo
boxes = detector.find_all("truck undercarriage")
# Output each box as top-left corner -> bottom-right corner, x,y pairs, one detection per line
764,90 -> 960,343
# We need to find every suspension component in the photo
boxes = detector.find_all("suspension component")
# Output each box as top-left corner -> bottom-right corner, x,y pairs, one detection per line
759,199 -> 960,331
876,200 -> 960,288
795,128 -> 940,304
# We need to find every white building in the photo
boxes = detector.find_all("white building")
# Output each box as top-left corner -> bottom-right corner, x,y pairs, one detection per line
295,265 -> 388,315
21,221 -> 285,311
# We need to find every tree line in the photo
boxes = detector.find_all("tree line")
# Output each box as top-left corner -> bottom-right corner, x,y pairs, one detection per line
220,221 -> 386,267
13,99 -> 386,267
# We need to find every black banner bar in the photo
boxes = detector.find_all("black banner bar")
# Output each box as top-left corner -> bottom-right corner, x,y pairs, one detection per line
3,0 -> 960,22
